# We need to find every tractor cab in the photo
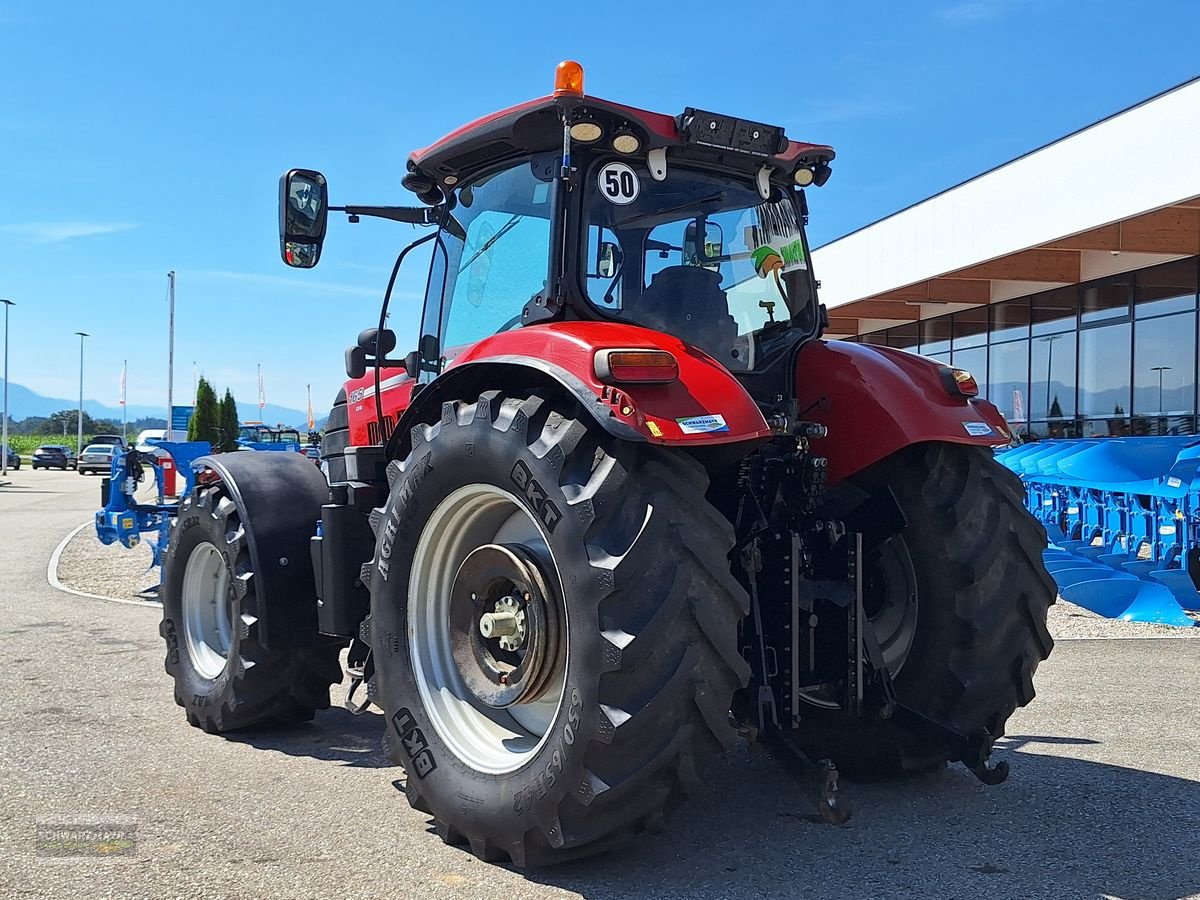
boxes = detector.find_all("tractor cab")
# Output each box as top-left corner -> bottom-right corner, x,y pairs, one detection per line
281,61 -> 835,386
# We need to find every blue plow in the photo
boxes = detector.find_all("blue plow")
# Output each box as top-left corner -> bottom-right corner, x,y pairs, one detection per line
997,437 -> 1200,627
94,440 -> 212,578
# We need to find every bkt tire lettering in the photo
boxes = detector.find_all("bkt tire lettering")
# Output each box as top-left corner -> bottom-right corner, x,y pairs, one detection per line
510,460 -> 562,533
392,707 -> 438,779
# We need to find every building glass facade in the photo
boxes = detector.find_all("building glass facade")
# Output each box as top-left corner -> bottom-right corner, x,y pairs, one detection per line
853,257 -> 1200,439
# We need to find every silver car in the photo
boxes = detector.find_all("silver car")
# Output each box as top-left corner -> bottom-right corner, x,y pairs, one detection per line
78,444 -> 117,476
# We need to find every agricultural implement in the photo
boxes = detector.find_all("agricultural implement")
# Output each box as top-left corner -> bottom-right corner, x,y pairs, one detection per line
999,437 -> 1200,627
237,423 -> 303,453
155,62 -> 1056,866
94,440 -> 211,579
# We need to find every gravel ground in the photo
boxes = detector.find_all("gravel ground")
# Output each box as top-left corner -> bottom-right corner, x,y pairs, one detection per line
56,511 -> 1200,636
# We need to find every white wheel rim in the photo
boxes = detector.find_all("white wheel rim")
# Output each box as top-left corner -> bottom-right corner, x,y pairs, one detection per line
182,541 -> 234,680
408,483 -> 567,775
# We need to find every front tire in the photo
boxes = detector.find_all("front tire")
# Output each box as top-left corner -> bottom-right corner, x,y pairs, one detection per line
796,442 -> 1056,779
160,481 -> 342,732
368,391 -> 749,865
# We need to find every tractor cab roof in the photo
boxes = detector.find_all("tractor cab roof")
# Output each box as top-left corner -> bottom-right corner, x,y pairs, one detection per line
406,75 -> 835,199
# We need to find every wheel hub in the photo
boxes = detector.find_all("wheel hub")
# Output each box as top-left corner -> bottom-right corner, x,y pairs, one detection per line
449,543 -> 560,709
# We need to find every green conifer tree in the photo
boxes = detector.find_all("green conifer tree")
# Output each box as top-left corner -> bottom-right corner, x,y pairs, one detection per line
218,389 -> 240,452
188,377 -> 221,446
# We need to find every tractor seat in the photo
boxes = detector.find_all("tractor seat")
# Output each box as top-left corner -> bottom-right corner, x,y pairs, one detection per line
628,266 -> 738,361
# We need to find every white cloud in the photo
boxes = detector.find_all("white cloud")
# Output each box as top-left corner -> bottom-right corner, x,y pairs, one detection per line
0,221 -> 138,244
939,0 -> 1028,22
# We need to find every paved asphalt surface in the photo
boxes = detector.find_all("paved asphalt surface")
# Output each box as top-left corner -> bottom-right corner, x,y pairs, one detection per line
1,469 -> 1197,900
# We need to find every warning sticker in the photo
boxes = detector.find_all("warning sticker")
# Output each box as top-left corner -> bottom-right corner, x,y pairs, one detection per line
676,414 -> 729,435
962,421 -> 994,437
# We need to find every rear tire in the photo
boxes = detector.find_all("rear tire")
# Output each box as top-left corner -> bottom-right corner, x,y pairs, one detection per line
160,481 -> 342,733
368,391 -> 749,865
795,442 -> 1055,779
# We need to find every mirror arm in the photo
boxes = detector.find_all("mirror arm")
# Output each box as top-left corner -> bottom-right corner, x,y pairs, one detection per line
330,205 -> 436,226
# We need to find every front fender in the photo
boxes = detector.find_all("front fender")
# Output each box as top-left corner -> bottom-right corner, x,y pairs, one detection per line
395,322 -> 769,452
797,340 -> 1010,485
187,451 -> 329,648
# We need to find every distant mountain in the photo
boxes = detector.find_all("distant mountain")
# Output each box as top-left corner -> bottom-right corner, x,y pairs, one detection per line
0,379 -> 318,430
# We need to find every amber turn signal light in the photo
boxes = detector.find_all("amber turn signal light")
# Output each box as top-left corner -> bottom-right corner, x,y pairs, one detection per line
939,366 -> 980,397
554,60 -> 585,97
595,349 -> 679,383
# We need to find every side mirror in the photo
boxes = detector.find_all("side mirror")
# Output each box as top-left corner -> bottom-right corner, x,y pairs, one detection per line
597,241 -> 621,278
279,168 -> 329,268
685,219 -> 724,267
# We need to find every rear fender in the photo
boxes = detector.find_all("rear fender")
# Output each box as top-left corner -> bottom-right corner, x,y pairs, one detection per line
386,322 -> 769,459
188,451 -> 329,648
797,340 -> 1011,485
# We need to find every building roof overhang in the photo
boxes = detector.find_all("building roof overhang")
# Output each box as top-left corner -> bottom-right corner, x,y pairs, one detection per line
813,77 -> 1200,337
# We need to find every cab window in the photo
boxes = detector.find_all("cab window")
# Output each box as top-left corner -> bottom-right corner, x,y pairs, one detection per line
435,161 -> 554,353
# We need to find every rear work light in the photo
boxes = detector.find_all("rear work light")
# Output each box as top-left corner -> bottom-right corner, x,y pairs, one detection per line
595,349 -> 679,384
939,366 -> 980,398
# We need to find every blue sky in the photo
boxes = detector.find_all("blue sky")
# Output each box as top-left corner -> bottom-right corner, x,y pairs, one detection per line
1,0 -> 1197,415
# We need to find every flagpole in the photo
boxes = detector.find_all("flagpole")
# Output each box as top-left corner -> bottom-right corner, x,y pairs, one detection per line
121,359 -> 127,443
166,271 -> 176,441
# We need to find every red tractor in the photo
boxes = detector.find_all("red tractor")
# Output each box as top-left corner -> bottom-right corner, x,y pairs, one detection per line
159,62 -> 1055,866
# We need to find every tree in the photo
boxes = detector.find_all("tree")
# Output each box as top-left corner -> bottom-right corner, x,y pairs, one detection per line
188,377 -> 221,446
1049,396 -> 1063,419
218,388 -> 240,452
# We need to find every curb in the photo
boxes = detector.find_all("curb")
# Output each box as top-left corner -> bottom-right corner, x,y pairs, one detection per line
47,521 -> 162,609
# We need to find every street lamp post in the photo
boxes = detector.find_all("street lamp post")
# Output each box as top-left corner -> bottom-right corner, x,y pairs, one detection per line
75,331 -> 89,454
1,299 -> 13,477
1151,365 -> 1172,416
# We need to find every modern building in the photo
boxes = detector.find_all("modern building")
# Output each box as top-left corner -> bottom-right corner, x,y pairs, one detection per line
813,76 -> 1200,439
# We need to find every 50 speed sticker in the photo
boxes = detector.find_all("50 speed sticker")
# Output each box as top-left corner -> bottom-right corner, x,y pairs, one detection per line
597,162 -> 639,205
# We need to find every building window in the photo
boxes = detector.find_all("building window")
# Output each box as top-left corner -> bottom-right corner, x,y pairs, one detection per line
1133,312 -> 1196,416
991,298 -> 1030,342
888,322 -> 919,351
1030,332 -> 1076,421
1080,277 -> 1131,325
1135,258 -> 1198,319
1079,322 -> 1131,419
987,339 -> 1029,426
1031,285 -> 1078,336
953,306 -> 989,349
919,316 -> 952,359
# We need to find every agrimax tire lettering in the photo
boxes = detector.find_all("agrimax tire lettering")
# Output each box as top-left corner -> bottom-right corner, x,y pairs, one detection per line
392,707 -> 438,779
510,460 -> 562,533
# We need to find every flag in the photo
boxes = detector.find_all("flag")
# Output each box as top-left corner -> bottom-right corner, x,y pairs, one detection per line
119,362 -> 127,406
258,366 -> 266,411
307,384 -> 315,430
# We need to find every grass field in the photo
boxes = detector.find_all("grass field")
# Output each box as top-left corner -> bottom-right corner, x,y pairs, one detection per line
3,435 -> 118,456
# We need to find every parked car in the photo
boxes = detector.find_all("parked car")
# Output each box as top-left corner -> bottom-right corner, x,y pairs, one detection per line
3,446 -> 19,470
88,434 -> 127,449
31,444 -> 77,470
78,443 -> 117,475
301,446 -> 322,466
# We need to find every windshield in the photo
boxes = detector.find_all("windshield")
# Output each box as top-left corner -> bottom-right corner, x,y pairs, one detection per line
582,162 -> 816,370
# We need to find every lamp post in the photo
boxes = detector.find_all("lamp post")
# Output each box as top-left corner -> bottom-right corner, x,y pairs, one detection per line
1151,365 -> 1172,415
75,331 -> 89,454
1,299 -> 13,477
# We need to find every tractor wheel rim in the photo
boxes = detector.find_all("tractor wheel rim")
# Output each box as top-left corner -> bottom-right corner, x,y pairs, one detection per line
409,483 -> 567,775
862,535 -> 919,677
181,541 -> 234,680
